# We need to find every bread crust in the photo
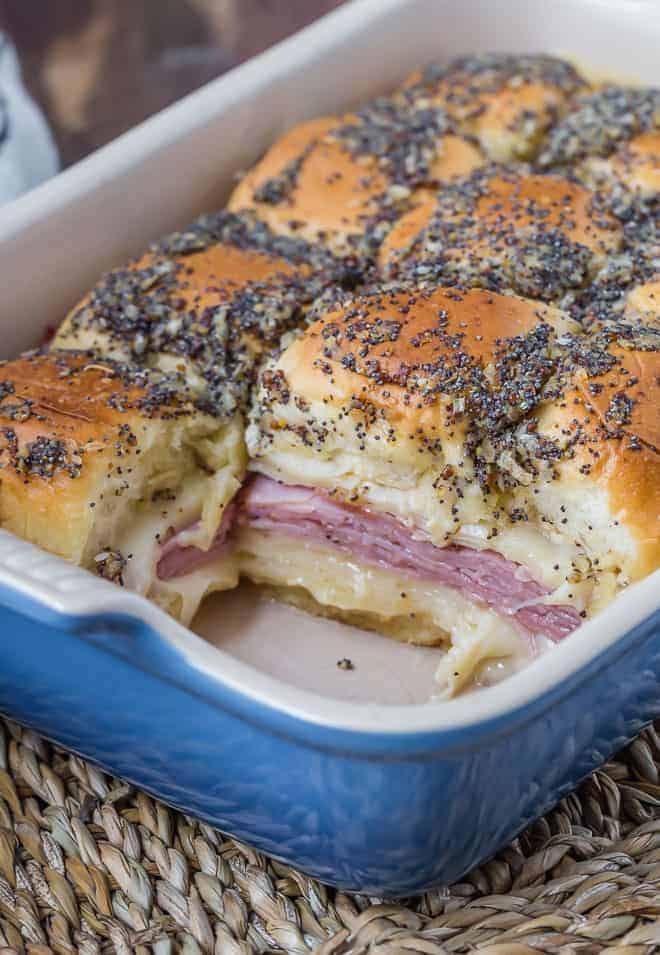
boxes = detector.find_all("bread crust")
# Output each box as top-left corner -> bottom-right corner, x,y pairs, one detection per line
275,286 -> 573,427
533,345 -> 659,579
0,351 -> 212,564
55,212 -> 338,418
380,170 -> 622,302
228,111 -> 484,252
401,54 -> 586,160
609,132 -> 660,196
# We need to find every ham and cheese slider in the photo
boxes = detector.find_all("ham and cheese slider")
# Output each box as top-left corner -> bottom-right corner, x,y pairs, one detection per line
234,286 -> 659,690
380,167 -> 622,304
0,351 -> 237,621
157,287 -> 583,690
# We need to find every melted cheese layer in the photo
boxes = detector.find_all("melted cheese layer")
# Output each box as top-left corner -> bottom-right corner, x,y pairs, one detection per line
235,528 -> 530,696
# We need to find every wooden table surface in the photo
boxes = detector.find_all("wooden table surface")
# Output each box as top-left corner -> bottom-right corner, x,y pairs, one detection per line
0,0 -> 345,169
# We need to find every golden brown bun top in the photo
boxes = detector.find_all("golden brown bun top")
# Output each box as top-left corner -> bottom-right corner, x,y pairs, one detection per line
0,350 -> 226,570
262,286 -> 659,579
228,106 -> 484,252
575,346 -> 658,460
56,211 -> 340,418
472,174 -> 619,254
229,117 -> 389,251
272,286 -> 574,435
380,168 -> 622,302
402,54 -> 586,161
131,241 -> 299,322
153,241 -> 297,294
0,351 -> 197,485
382,169 -> 621,261
377,198 -> 436,269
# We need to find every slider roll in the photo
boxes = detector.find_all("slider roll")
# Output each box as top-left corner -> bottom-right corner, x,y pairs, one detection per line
379,167 -> 622,303
228,104 -> 484,255
56,210 -> 345,414
242,286 -> 657,691
0,351 -> 241,620
538,86 -> 660,199
400,54 -> 587,161
0,53 -> 655,695
21,213 -> 348,622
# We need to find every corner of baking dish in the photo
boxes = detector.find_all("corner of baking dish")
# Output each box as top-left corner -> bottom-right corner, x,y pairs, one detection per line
0,528 -> 658,741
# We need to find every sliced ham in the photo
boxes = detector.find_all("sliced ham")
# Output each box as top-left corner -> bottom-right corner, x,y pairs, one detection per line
157,475 -> 582,641
240,477 -> 581,640
156,499 -> 237,580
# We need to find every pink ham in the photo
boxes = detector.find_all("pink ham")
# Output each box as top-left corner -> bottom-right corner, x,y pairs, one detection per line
240,477 -> 581,640
158,475 -> 582,641
156,499 -> 237,580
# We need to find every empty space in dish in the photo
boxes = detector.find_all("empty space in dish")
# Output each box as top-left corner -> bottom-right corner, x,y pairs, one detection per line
192,583 -> 443,704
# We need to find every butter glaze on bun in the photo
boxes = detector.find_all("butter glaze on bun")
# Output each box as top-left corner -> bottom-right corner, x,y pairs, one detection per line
249,285 -> 657,601
0,350 -> 234,565
55,210 -> 344,417
519,342 -> 660,586
3,53 -> 655,692
538,86 -> 660,211
538,86 -> 660,169
625,280 -> 660,322
228,102 -> 484,254
380,167 -> 622,302
605,131 -> 660,198
401,54 -> 587,161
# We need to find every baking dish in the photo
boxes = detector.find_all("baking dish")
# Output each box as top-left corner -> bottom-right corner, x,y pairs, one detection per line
0,0 -> 658,896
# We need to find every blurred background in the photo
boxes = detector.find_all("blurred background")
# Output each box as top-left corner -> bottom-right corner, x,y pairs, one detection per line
0,0 -> 345,170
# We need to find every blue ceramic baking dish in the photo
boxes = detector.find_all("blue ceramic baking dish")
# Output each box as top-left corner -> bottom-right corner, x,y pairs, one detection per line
0,0 -> 658,896
0,533 -> 658,894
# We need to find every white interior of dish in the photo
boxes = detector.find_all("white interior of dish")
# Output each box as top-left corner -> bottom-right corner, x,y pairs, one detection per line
0,0 -> 657,727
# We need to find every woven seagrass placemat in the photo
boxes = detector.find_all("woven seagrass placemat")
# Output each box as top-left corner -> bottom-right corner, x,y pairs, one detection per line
0,717 -> 659,954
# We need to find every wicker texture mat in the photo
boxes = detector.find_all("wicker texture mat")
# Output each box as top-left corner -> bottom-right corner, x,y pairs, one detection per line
0,719 -> 660,954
